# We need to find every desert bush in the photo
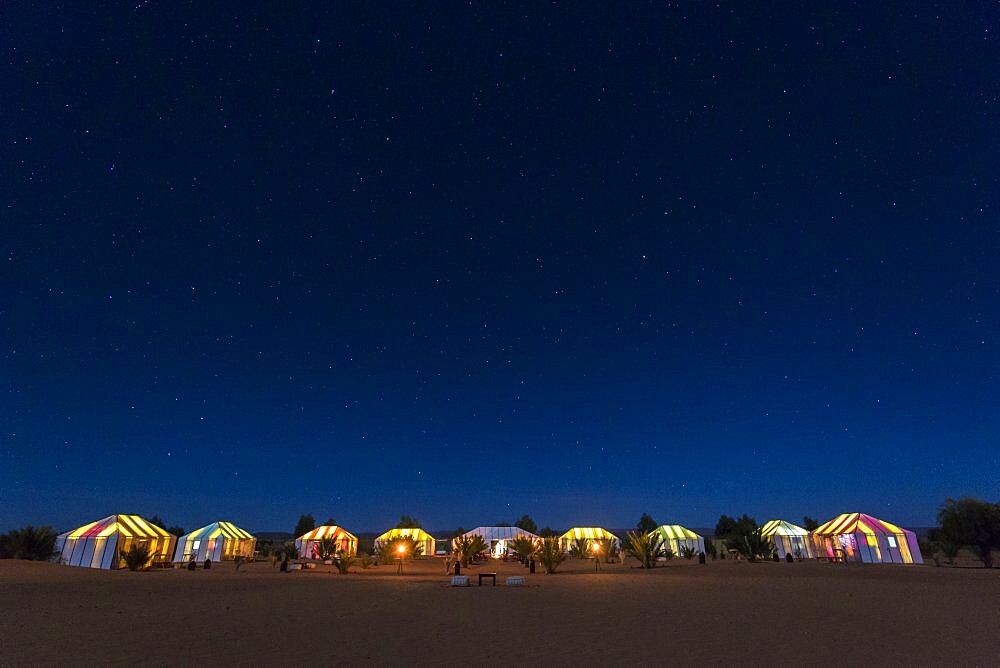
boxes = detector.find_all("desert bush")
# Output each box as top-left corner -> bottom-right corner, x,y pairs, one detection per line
538,537 -> 566,574
595,538 -> 619,563
625,531 -> 664,568
333,549 -> 356,574
378,536 -> 422,564
680,544 -> 697,560
452,534 -> 488,566
358,552 -> 375,569
569,538 -> 592,559
280,541 -> 300,561
730,527 -> 773,562
939,540 -> 961,565
5,526 -> 57,561
315,537 -> 339,561
120,543 -> 153,571
663,548 -> 675,561
509,535 -> 539,561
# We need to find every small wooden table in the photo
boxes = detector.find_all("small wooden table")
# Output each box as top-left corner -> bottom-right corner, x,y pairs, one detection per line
478,572 -> 497,586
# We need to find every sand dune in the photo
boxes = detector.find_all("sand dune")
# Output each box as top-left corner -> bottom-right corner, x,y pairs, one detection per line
1,557 -> 996,664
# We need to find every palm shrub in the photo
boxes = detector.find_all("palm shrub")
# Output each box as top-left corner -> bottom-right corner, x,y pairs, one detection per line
316,537 -> 339,561
509,535 -> 539,561
333,549 -> 356,574
7,526 -> 57,561
680,544 -> 697,560
537,537 -> 566,574
625,531 -> 664,569
595,538 -> 618,563
731,527 -> 773,562
378,537 -> 422,566
279,541 -> 300,562
120,543 -> 153,571
453,534 -> 488,566
569,538 -> 592,559
663,548 -> 675,561
358,552 -> 375,569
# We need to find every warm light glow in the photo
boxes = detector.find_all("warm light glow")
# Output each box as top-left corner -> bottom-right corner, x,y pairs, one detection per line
397,545 -> 406,554
592,543 -> 600,552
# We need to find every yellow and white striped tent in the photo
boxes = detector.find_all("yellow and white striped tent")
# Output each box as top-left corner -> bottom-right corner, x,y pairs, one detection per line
375,527 -> 436,557
173,521 -> 256,563
760,519 -> 814,559
648,524 -> 705,556
559,527 -> 620,552
295,525 -> 358,558
810,513 -> 922,564
55,515 -> 176,569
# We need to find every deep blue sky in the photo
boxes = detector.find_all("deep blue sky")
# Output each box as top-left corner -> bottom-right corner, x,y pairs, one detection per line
3,2 -> 998,534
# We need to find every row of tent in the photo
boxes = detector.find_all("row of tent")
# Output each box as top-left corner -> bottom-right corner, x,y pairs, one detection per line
52,512 -> 923,570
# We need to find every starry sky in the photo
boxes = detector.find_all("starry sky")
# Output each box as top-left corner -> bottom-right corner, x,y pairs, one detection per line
3,2 -> 998,534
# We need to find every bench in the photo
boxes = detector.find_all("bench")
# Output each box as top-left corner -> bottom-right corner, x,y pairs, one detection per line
451,575 -> 470,587
506,576 -> 524,586
478,572 -> 497,587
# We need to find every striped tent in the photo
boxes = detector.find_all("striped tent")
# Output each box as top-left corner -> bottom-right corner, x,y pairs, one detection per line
457,527 -> 540,558
760,519 -> 814,559
649,524 -> 705,556
55,515 -> 176,570
810,513 -> 922,564
173,521 -> 256,563
295,525 -> 358,559
375,527 -> 436,558
559,527 -> 620,552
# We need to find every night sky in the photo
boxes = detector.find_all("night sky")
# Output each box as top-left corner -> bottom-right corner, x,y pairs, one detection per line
3,2 -> 998,534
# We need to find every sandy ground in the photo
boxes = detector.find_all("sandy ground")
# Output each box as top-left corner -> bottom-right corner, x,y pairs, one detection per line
1,557 -> 997,665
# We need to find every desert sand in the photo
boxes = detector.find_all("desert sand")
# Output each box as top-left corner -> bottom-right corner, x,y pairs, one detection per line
1,557 -> 997,665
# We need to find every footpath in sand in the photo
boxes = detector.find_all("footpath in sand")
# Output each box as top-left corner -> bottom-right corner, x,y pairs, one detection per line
1,557 -> 997,664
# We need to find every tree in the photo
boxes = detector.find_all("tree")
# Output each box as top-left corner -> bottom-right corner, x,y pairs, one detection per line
715,514 -> 757,541
323,517 -> 337,526
637,513 -> 658,534
538,526 -> 559,538
395,515 -> 421,529
514,515 -> 538,534
495,522 -> 512,527
147,515 -> 167,531
937,497 -> 1000,568
6,526 -> 57,560
294,514 -> 316,537
802,516 -> 820,531
166,526 -> 185,537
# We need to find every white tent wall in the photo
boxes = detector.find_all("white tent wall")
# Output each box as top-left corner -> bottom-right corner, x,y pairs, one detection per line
771,535 -> 813,559
904,531 -> 924,564
664,536 -> 704,556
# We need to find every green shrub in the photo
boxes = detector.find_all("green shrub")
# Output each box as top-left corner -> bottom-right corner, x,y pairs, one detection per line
538,537 -> 566,574
120,543 -> 153,571
6,526 -> 57,561
625,531 -> 664,568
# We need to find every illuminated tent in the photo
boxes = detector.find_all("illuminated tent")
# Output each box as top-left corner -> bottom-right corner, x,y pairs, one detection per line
649,525 -> 705,556
295,525 -> 358,559
172,521 -> 256,563
375,527 -> 436,557
760,519 -> 814,559
54,515 -> 176,570
559,527 -> 620,552
457,527 -> 540,558
810,513 -> 922,564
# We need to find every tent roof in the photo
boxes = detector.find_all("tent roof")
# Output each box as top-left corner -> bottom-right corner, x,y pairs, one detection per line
760,519 -> 809,537
297,525 -> 358,541
376,527 -> 436,542
812,513 -> 910,536
649,524 -> 702,540
461,526 -> 539,541
61,515 -> 171,540
560,527 -> 619,541
182,521 -> 254,541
